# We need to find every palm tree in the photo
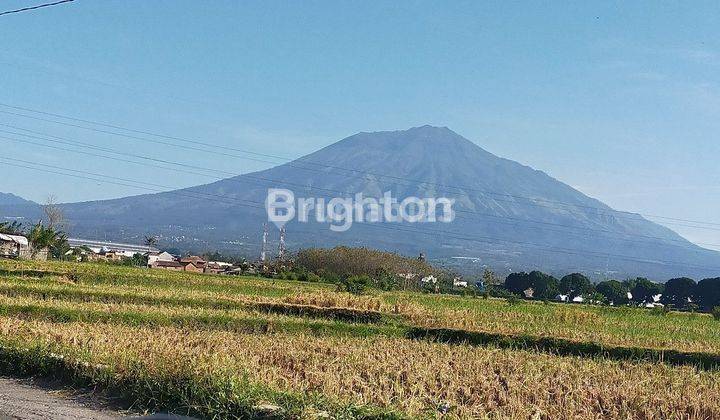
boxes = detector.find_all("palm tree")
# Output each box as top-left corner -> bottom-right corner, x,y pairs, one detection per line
27,222 -> 68,259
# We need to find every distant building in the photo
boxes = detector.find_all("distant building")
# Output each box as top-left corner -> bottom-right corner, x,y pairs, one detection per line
0,233 -> 30,259
453,278 -> 468,288
147,251 -> 175,266
151,260 -> 184,271
68,238 -> 159,255
204,261 -> 230,275
180,261 -> 203,273
0,234 -> 46,260
180,256 -> 206,271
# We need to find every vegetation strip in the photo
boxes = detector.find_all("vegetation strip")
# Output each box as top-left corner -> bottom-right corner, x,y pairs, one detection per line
407,327 -> 720,370
0,283 -> 393,324
0,302 -> 405,338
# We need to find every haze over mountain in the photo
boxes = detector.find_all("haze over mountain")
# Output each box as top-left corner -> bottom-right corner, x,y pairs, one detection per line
2,126 -> 719,279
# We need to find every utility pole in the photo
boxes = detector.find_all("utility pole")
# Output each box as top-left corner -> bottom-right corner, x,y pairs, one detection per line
278,226 -> 286,261
260,223 -> 268,263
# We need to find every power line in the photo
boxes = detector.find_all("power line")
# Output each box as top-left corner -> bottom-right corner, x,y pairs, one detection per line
1,155 -> 719,273
1,102 -> 719,229
0,0 -> 74,17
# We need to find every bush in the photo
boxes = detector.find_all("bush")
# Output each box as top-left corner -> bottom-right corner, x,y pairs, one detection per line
486,286 -> 517,300
306,272 -> 321,282
276,270 -> 298,281
506,296 -> 521,306
712,306 -> 720,321
337,275 -> 372,295
373,269 -> 401,291
650,306 -> 669,316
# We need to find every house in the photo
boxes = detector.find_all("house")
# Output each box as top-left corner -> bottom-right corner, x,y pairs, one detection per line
0,233 -> 29,258
420,275 -> 437,284
147,251 -> 175,266
0,234 -> 45,260
151,260 -> 184,271
204,262 -> 228,275
86,249 -> 126,262
180,261 -> 203,273
453,277 -> 468,288
180,256 -> 206,271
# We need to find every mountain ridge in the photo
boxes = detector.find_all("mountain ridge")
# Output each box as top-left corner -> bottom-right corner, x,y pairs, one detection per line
0,192 -> 36,206
1,125 -> 718,279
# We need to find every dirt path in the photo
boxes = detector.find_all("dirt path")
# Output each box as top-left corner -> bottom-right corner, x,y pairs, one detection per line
0,377 -> 121,420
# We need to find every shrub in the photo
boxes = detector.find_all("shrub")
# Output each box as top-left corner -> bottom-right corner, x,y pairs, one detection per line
487,286 -> 517,299
306,273 -> 322,282
650,306 -> 669,316
712,306 -> 720,321
337,275 -> 372,295
506,296 -> 521,306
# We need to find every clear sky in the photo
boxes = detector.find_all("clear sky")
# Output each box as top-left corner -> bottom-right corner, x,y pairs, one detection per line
0,0 -> 719,249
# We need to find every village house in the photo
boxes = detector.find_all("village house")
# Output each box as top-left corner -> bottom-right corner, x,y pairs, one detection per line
147,251 -> 175,266
204,261 -> 231,275
0,233 -> 29,259
180,256 -> 206,272
180,260 -> 203,273
0,233 -> 46,260
151,260 -> 184,271
453,277 -> 468,288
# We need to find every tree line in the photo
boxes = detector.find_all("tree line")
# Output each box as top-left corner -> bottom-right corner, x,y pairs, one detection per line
501,270 -> 720,312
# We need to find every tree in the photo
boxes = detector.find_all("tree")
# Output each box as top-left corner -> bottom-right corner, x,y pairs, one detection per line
43,195 -> 66,230
661,277 -> 696,308
27,222 -> 68,259
0,221 -> 23,235
627,277 -> 663,305
528,271 -> 559,300
482,269 -> 501,286
504,272 -> 531,295
144,235 -> 158,251
595,280 -> 629,305
560,273 -> 594,300
696,278 -> 720,311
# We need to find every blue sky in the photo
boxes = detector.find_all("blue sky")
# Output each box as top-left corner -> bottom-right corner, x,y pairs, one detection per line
0,0 -> 719,248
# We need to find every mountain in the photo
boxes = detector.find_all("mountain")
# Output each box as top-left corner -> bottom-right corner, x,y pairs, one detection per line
0,192 -> 36,206
2,126 -> 719,279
